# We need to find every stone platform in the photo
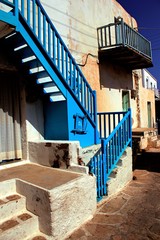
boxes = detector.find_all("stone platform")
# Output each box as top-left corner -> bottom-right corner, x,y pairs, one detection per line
0,162 -> 96,239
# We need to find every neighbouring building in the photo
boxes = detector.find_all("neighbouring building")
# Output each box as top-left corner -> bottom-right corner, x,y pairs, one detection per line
0,0 -> 153,239
131,69 -> 156,129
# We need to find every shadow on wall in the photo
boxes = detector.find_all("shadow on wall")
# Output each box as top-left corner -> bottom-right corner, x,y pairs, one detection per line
99,58 -> 133,90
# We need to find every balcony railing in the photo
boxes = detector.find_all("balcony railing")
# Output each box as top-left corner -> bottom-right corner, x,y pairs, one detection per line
97,18 -> 152,61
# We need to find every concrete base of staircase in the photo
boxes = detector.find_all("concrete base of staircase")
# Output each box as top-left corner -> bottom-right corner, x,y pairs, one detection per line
0,162 -> 97,240
106,147 -> 133,198
28,140 -> 82,170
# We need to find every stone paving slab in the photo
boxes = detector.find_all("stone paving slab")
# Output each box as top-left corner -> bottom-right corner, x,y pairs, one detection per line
66,170 -> 160,240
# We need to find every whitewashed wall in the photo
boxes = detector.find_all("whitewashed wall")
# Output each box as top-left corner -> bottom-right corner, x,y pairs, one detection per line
142,69 -> 157,90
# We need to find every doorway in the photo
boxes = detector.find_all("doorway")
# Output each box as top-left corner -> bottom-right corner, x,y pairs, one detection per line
0,73 -> 22,162
122,91 -> 130,111
147,102 -> 151,128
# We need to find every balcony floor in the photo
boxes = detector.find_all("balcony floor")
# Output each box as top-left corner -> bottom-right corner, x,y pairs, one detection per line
99,46 -> 153,70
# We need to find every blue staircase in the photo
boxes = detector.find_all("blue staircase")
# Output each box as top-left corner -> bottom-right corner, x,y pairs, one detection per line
0,0 -> 98,146
0,0 -> 132,201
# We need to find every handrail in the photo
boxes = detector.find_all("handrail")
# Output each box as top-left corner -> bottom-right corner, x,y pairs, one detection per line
97,19 -> 152,60
0,0 -> 97,126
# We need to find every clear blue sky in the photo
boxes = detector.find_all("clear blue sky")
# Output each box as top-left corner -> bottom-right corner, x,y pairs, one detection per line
117,0 -> 160,87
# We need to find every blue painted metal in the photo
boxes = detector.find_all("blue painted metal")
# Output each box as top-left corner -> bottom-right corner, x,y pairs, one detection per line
72,114 -> 87,134
97,20 -> 152,60
89,109 -> 132,201
0,9 -> 17,26
89,148 -> 106,201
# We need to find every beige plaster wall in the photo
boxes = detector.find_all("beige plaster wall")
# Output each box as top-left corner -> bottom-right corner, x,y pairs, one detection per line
131,70 -> 156,129
26,100 -> 44,141
139,83 -> 156,128
41,0 -> 137,113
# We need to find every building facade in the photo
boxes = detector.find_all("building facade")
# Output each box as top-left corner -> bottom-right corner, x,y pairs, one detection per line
0,0 -> 154,238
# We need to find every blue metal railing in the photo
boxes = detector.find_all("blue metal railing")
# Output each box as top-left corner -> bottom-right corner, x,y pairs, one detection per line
97,19 -> 152,60
0,0 -> 97,126
89,109 -> 132,201
101,109 -> 132,177
89,148 -> 106,201
97,111 -> 126,139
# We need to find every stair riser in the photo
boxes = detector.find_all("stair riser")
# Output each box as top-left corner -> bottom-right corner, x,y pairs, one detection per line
0,215 -> 39,240
107,147 -> 132,197
0,180 -> 16,198
0,197 -> 26,224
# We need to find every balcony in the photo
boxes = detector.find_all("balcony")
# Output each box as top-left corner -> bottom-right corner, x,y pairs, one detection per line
97,18 -> 153,70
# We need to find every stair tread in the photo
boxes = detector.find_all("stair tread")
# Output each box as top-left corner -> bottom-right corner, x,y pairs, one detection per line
14,45 -> 34,59
22,57 -> 42,69
0,193 -> 27,225
28,234 -> 48,240
30,70 -> 49,79
0,212 -> 33,230
5,32 -> 25,48
0,194 -> 22,203
0,211 -> 39,240
0,218 -> 19,232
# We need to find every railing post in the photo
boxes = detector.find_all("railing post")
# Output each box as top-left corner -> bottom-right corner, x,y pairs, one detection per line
120,18 -> 125,46
14,0 -> 19,19
128,108 -> 132,148
93,90 -> 100,144
101,139 -> 107,195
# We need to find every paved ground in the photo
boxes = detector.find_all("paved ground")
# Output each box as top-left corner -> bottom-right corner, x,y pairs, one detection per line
66,169 -> 160,240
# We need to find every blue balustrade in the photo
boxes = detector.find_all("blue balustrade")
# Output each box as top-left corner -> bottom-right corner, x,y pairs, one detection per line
89,109 -> 132,201
97,111 -> 126,139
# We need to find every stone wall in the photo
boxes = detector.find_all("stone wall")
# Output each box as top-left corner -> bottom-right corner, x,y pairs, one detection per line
107,147 -> 133,197
16,173 -> 97,239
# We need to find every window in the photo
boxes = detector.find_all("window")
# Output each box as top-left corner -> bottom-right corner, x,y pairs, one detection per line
146,77 -> 148,89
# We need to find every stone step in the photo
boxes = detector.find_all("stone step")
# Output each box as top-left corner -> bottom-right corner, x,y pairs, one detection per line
156,139 -> 160,147
0,194 -> 26,224
26,233 -> 48,240
0,179 -> 17,198
107,147 -> 132,197
0,212 -> 39,240
151,139 -> 160,148
148,135 -> 158,143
